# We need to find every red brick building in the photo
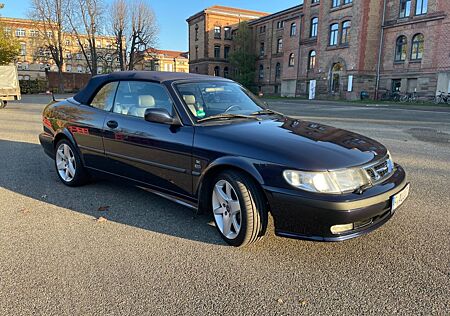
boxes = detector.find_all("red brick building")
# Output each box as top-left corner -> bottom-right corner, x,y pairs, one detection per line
378,0 -> 450,97
187,1 -> 450,100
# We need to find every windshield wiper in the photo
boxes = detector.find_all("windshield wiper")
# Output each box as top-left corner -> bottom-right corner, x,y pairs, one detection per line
197,113 -> 261,123
250,109 -> 283,116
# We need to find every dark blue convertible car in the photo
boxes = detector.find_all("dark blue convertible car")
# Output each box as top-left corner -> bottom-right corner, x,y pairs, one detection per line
39,72 -> 410,247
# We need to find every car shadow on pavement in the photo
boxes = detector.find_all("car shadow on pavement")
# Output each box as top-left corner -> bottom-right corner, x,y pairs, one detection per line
0,139 -> 225,246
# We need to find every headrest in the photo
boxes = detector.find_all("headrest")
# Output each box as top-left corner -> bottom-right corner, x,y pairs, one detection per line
139,95 -> 155,107
183,95 -> 196,105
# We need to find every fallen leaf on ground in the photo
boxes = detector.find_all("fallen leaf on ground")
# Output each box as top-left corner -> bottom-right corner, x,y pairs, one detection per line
277,298 -> 284,304
19,208 -> 30,214
97,206 -> 110,212
299,300 -> 308,306
96,216 -> 108,223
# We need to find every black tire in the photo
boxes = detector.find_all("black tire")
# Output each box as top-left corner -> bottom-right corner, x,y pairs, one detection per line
209,170 -> 268,247
54,139 -> 89,187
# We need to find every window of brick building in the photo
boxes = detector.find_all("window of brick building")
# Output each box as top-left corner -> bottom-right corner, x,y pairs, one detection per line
195,24 -> 199,41
259,64 -> 264,79
214,26 -> 221,39
224,27 -> 232,40
19,43 -> 26,56
214,66 -> 220,76
312,0 -> 319,4
341,21 -> 351,45
289,53 -> 295,67
343,0 -> 352,4
224,46 -> 230,59
276,38 -> 283,53
308,50 -> 316,70
195,46 -> 198,60
214,45 -> 220,58
399,0 -> 411,18
411,34 -> 424,60
290,23 -> 297,36
310,17 -> 318,38
329,23 -> 339,46
331,0 -> 340,8
395,35 -> 407,61
224,67 -> 229,78
277,21 -> 285,29
415,0 -> 428,15
260,42 -> 265,56
16,28 -> 26,37
275,62 -> 282,79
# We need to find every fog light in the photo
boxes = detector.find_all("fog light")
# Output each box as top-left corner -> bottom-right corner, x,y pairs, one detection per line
330,223 -> 354,234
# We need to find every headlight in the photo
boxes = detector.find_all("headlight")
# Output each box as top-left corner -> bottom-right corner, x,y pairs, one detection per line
283,168 -> 371,194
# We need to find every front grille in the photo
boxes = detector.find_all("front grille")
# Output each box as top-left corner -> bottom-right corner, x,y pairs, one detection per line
364,157 -> 394,184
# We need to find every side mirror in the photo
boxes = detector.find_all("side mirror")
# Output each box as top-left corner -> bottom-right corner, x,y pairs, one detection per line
144,108 -> 180,125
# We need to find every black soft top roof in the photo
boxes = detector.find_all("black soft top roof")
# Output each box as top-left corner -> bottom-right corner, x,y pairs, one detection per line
73,71 -> 226,104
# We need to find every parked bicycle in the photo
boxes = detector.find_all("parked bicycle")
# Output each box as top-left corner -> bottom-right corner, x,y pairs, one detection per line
434,91 -> 450,104
400,91 -> 418,103
380,90 -> 401,102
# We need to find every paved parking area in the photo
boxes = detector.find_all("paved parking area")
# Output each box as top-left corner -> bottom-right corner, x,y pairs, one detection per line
0,95 -> 449,315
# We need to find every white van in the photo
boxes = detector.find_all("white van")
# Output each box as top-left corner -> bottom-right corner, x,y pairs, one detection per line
0,65 -> 21,108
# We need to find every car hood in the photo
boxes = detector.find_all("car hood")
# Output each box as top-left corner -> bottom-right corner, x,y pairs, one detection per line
196,116 -> 388,171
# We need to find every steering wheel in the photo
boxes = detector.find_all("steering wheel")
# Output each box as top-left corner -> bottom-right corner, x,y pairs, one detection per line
224,105 -> 242,113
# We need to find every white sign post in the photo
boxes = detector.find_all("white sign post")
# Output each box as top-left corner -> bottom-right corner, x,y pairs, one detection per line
347,75 -> 353,92
309,80 -> 316,100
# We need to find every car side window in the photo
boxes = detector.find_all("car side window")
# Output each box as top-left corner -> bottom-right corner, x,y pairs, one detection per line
113,81 -> 174,118
90,82 -> 118,111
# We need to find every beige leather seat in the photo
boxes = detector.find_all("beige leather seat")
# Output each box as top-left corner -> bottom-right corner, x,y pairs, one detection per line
183,95 -> 198,116
129,95 -> 155,117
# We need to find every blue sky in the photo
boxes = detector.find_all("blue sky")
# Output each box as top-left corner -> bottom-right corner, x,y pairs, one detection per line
1,0 -> 300,51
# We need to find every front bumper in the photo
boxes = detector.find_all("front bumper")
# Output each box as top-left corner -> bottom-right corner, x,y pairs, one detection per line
263,165 -> 409,241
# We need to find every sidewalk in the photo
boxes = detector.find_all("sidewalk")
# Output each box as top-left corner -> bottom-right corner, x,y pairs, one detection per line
264,97 -> 450,113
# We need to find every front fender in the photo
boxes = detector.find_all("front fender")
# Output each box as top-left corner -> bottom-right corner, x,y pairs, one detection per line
195,156 -> 265,197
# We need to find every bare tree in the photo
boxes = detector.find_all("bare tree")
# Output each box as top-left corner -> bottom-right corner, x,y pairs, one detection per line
110,0 -> 127,71
67,0 -> 103,75
128,0 -> 158,70
108,0 -> 158,71
29,0 -> 67,93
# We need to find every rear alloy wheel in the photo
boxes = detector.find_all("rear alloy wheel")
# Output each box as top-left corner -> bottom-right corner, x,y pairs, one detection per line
55,140 -> 89,186
211,170 -> 267,247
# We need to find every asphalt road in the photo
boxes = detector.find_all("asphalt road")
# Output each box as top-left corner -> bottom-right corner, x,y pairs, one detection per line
0,95 -> 449,315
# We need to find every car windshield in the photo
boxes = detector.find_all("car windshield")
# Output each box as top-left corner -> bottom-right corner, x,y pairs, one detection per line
175,81 -> 266,122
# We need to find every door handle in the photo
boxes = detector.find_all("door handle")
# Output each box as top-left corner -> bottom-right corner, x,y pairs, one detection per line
106,120 -> 119,129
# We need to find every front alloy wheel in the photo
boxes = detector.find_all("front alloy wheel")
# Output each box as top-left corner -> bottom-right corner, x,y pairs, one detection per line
210,170 -> 268,247
212,180 -> 242,240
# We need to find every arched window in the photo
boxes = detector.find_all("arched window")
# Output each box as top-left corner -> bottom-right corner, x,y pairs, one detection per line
214,66 -> 220,76
411,33 -> 424,60
310,17 -> 318,38
308,50 -> 316,70
288,53 -> 295,67
275,62 -> 281,79
290,23 -> 297,36
329,23 -> 339,46
224,67 -> 229,78
395,35 -> 407,61
259,64 -> 264,79
341,21 -> 351,44
276,38 -> 283,53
